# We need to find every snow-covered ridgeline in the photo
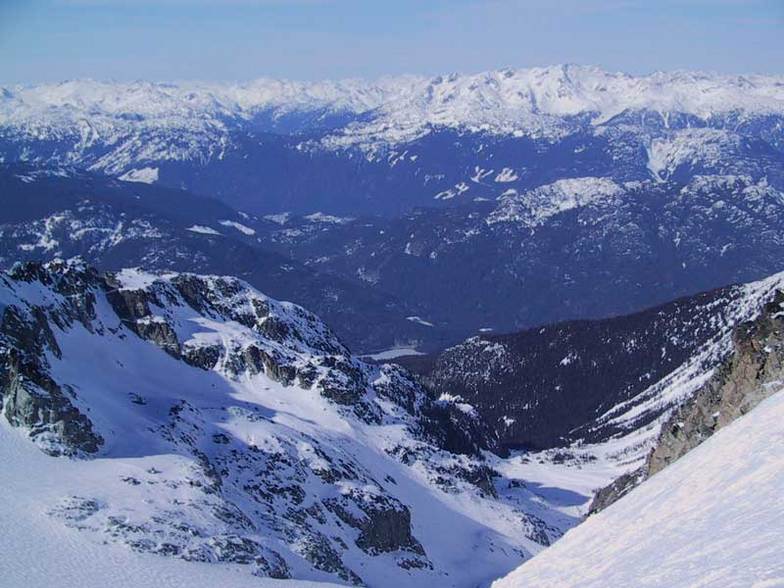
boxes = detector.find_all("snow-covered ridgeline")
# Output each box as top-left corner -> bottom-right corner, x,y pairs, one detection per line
2,65 -> 784,164
5,66 -> 784,129
0,260 -> 572,587
557,269 -> 784,486
595,269 -> 784,435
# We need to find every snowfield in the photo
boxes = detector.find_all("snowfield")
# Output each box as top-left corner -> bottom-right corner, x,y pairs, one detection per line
493,389 -> 784,588
0,421 -> 337,588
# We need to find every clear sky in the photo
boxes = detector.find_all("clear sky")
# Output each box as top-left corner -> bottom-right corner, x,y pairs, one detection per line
1,0 -> 782,84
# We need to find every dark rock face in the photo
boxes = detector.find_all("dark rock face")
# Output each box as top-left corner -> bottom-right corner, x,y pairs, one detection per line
0,357 -> 103,456
104,287 -> 180,355
355,504 -> 423,555
590,289 -> 784,512
0,264 -> 103,455
326,494 -> 425,557
587,470 -> 645,514
182,343 -> 222,370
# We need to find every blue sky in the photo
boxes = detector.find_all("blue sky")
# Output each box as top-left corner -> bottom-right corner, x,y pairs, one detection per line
1,0 -> 782,83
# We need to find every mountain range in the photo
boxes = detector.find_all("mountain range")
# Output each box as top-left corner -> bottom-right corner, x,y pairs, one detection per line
2,65 -> 784,587
2,65 -> 784,354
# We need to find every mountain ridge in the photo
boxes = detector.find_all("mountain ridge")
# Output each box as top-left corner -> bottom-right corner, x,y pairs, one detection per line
0,258 -> 565,587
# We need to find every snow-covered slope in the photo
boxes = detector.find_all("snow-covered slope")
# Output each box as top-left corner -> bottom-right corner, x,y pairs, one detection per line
0,259 -> 577,587
492,389 -> 784,588
0,420 -> 336,588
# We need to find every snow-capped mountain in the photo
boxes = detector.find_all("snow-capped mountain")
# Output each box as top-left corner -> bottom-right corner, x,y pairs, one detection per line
4,66 -> 784,156
2,261 -> 782,586
2,66 -> 783,217
3,67 -> 783,351
0,259 -> 581,587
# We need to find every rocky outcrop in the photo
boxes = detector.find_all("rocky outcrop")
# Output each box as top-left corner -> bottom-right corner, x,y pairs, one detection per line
590,289 -> 784,512
648,290 -> 784,474
325,493 -> 426,557
0,260 -> 537,587
0,272 -> 103,456
588,469 -> 645,514
0,354 -> 102,456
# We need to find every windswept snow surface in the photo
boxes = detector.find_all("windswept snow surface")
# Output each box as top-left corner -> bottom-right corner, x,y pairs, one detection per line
0,422 -> 337,588
493,390 -> 784,588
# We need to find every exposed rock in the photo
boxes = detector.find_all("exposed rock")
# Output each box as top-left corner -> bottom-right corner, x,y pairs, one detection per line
0,328 -> 101,456
356,504 -> 424,555
0,260 -> 550,586
588,469 -> 645,514
649,289 -> 784,475
297,533 -> 363,586
325,493 -> 425,557
590,289 -> 784,512
181,343 -> 222,370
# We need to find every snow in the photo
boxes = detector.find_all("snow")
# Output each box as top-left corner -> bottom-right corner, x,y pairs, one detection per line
494,168 -> 518,183
4,262 -> 783,587
406,316 -> 434,327
303,212 -> 353,225
114,267 -> 167,290
0,264 -> 582,587
264,213 -> 291,225
119,167 -> 159,184
186,225 -> 221,235
5,65 -> 782,170
645,129 -> 739,182
559,352 -> 577,366
363,347 -> 425,360
0,422 -> 337,588
488,177 -> 623,226
493,389 -> 784,588
322,65 -> 784,151
219,219 -> 256,235
596,269 -> 784,435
